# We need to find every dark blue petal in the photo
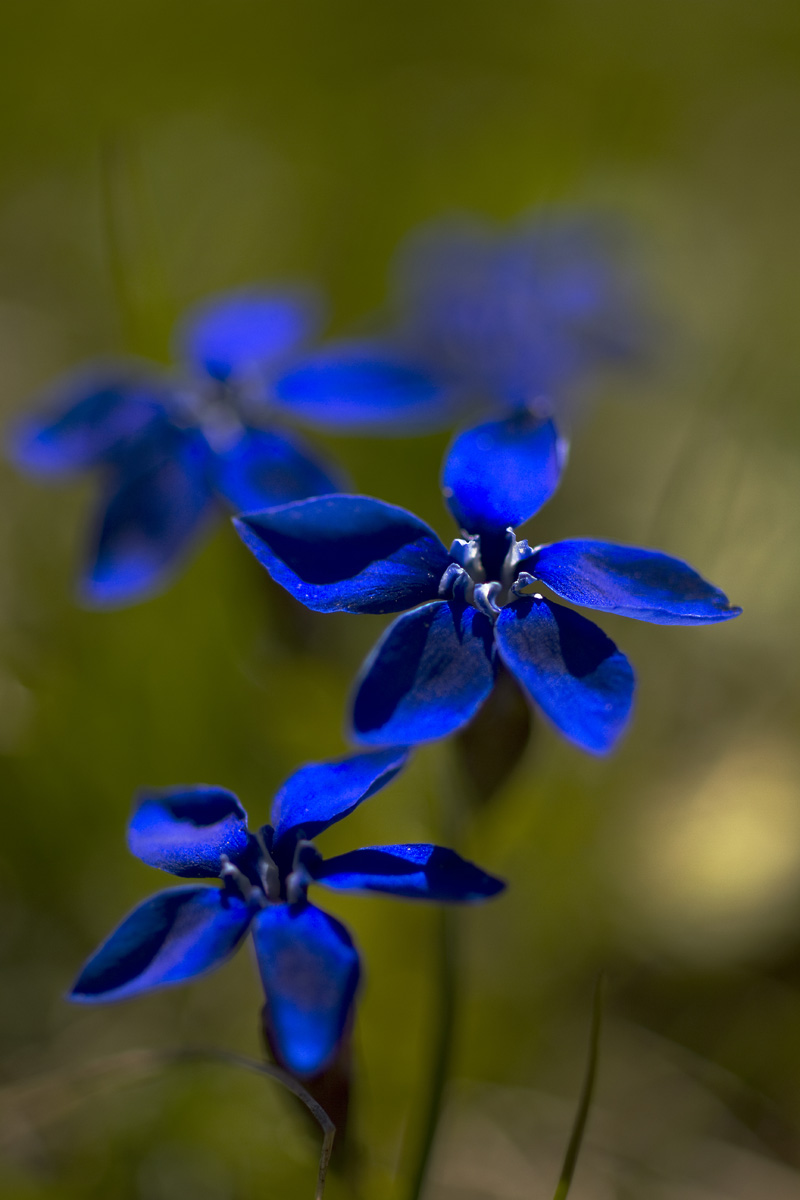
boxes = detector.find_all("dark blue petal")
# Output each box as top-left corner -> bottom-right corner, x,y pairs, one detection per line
272,747 -> 409,846
70,886 -> 253,1003
495,596 -> 634,755
212,425 -> 340,513
8,367 -> 168,476
273,340 -> 457,433
253,902 -> 360,1077
233,495 -> 449,614
351,600 -> 496,745
128,786 -> 250,878
530,539 -> 742,625
81,428 -> 215,608
177,288 -> 320,383
442,411 -> 566,536
312,844 -> 505,902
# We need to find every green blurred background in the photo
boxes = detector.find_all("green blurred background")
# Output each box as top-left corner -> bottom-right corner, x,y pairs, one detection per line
1,2 -> 800,1197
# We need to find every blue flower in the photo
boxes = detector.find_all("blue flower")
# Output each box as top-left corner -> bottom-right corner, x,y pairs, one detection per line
8,288 -> 343,607
234,412 -> 741,755
70,748 -> 504,1076
272,213 -> 650,434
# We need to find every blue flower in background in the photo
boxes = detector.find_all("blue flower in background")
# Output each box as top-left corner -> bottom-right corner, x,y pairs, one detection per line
8,288 -> 343,607
272,213 -> 651,434
234,412 -> 740,755
70,748 -> 504,1076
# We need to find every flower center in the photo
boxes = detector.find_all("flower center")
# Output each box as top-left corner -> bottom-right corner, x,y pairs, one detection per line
437,529 -> 540,620
218,826 -> 317,908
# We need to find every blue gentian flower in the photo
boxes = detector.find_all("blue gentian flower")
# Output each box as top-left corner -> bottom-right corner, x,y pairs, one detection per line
273,213 -> 650,434
8,288 -> 342,607
70,748 -> 504,1076
234,412 -> 740,755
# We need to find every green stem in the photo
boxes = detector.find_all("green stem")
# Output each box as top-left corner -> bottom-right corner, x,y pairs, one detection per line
551,972 -> 606,1200
405,905 -> 459,1200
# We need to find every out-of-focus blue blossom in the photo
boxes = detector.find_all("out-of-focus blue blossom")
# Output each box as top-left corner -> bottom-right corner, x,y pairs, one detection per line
8,288 -> 343,607
70,749 -> 504,1076
235,412 -> 740,755
273,213 -> 652,434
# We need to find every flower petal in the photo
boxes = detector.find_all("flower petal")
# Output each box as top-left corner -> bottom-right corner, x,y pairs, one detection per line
253,902 -> 360,1077
8,367 -> 168,476
442,411 -> 566,536
351,600 -> 496,745
530,539 -> 742,625
81,428 -> 215,608
212,426 -> 341,513
312,844 -> 505,902
495,595 -> 634,754
70,886 -> 253,1003
233,495 -> 449,614
271,747 -> 409,846
128,786 -> 251,878
273,340 -> 457,433
177,288 -> 321,383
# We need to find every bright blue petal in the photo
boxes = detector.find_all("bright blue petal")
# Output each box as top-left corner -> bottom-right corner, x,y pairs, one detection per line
128,786 -> 250,878
530,539 -> 742,625
351,600 -> 496,745
233,495 -> 449,614
442,412 -> 566,536
271,747 -> 409,846
8,367 -> 168,476
81,428 -> 215,608
178,288 -> 320,383
70,886 -> 253,1003
212,426 -> 341,513
253,902 -> 360,1076
312,843 -> 506,902
495,595 -> 634,755
273,340 -> 457,433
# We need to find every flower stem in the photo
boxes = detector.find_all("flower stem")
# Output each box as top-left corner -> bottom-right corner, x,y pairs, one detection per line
551,972 -> 606,1200
405,903 -> 459,1200
184,1049 -> 336,1200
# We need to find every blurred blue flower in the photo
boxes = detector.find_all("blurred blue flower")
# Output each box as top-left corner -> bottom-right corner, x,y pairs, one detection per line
8,288 -> 343,607
272,213 -> 652,434
70,748 -> 504,1076
235,412 -> 740,755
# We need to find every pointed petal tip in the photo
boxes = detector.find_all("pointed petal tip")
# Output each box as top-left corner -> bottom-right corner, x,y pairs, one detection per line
531,540 -> 743,626
232,495 -> 449,615
313,843 -> 507,902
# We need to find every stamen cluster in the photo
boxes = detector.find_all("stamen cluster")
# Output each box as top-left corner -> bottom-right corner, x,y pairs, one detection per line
438,529 -> 541,619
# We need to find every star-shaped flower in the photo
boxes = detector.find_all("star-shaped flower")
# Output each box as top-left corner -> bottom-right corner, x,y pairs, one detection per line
234,412 -> 740,754
70,748 -> 504,1076
8,288 -> 343,607
272,213 -> 650,435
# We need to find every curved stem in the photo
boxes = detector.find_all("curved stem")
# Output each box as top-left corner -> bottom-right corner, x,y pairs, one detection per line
0,1047 -> 334,1200
551,972 -> 606,1200
405,903 -> 459,1200
174,1050 -> 335,1200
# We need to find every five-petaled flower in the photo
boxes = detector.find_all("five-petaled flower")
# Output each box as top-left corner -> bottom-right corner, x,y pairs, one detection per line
70,748 -> 504,1076
273,213 -> 650,435
234,411 -> 741,755
8,288 -> 343,607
